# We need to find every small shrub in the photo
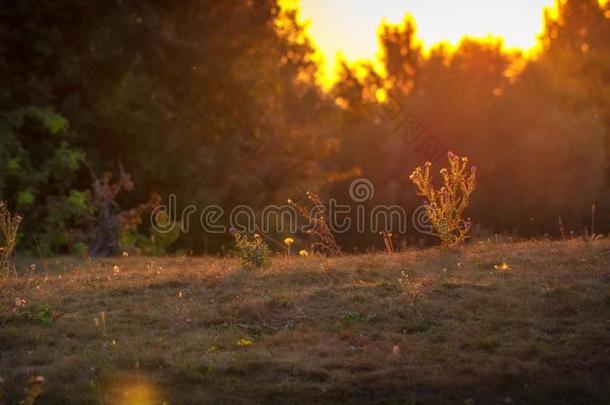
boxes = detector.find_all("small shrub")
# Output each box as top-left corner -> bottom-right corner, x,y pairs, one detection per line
409,151 -> 476,246
148,211 -> 181,256
231,230 -> 271,270
87,165 -> 161,256
398,271 -> 425,313
7,303 -> 55,326
0,201 -> 22,287
32,304 -> 55,326
121,210 -> 180,256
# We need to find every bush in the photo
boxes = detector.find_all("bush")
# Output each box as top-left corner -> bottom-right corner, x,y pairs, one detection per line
409,152 -> 476,246
0,201 -> 22,287
86,166 -> 161,256
231,230 -> 271,270
0,106 -> 85,255
120,210 -> 180,256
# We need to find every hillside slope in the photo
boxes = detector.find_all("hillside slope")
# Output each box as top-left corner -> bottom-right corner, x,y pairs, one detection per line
1,240 -> 610,404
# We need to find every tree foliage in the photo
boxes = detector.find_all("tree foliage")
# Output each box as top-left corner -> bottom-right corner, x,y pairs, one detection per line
0,0 -> 609,254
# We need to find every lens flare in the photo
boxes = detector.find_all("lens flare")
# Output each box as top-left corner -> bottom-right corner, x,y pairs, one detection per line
107,378 -> 161,405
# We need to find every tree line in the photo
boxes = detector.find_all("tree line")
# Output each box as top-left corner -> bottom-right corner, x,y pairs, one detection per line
0,0 -> 608,255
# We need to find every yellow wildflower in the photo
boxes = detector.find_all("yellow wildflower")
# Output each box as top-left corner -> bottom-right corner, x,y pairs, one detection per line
494,262 -> 510,271
237,338 -> 253,347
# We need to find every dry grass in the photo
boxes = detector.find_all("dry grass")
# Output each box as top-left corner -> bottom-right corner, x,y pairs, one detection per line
1,240 -> 610,404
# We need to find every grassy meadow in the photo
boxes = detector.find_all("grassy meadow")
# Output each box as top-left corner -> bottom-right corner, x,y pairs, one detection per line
3,0 -> 610,404
1,239 -> 609,404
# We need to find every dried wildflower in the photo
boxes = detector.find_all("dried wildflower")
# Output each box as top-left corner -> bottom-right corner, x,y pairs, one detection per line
409,152 -> 476,246
380,231 -> 394,253
1,202 -> 22,287
288,192 -> 341,256
398,271 -> 425,313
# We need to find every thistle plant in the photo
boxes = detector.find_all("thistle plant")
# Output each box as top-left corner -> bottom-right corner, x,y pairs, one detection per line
397,271 -> 424,313
231,230 -> 271,270
288,192 -> 341,256
1,201 -> 22,287
409,152 -> 476,247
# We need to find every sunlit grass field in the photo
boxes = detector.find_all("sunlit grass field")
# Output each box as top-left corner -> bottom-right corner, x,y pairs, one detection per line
2,239 -> 610,404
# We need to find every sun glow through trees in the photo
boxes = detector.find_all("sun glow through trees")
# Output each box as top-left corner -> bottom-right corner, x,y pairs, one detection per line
282,0 -> 560,85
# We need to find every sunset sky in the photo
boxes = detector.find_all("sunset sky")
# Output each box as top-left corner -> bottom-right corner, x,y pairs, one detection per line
284,0 -> 558,84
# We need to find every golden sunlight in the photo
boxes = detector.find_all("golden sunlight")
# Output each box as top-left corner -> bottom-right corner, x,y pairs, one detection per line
283,0 -> 558,85
110,379 -> 160,405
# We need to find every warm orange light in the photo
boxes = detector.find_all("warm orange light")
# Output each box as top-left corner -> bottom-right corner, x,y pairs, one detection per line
107,378 -> 161,405
281,0 -> 561,87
